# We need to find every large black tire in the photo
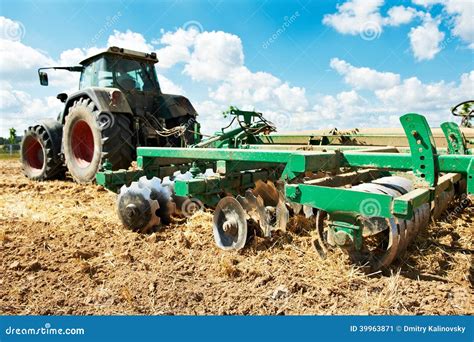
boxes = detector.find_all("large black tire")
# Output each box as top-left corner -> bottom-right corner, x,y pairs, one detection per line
63,98 -> 135,183
21,124 -> 65,180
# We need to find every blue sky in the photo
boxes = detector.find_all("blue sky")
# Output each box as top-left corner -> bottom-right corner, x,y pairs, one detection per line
1,0 -> 473,136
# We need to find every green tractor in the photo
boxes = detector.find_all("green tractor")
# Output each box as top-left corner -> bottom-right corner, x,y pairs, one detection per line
21,46 -> 200,183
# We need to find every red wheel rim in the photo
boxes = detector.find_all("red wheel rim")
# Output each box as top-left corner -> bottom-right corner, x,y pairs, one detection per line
71,120 -> 94,168
24,136 -> 44,172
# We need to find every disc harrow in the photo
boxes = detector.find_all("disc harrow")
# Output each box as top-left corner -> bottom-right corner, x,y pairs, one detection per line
98,110 -> 474,271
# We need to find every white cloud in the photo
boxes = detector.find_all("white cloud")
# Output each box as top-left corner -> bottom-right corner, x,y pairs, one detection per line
155,45 -> 191,69
183,31 -> 244,82
192,100 -> 229,134
210,67 -> 279,104
375,70 -> 474,111
0,16 -> 25,41
159,27 -> 200,48
273,83 -> 308,112
155,28 -> 309,113
0,82 -> 24,109
322,59 -> 473,128
407,1 -> 473,49
158,74 -> 185,95
411,0 -> 441,6
323,0 -> 422,36
443,0 -> 474,49
0,39 -> 53,78
314,90 -> 367,120
57,48 -> 87,66
107,30 -> 153,52
322,0 -> 457,62
279,90 -> 370,131
154,28 -> 200,69
322,0 -> 384,35
323,1 -> 474,60
384,6 -> 418,26
0,81 -> 63,135
208,66 -> 308,112
409,16 -> 445,61
330,58 -> 400,90
57,47 -> 101,66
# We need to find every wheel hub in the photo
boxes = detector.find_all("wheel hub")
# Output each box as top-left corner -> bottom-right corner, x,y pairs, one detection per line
213,196 -> 248,250
23,136 -> 44,173
71,120 -> 94,168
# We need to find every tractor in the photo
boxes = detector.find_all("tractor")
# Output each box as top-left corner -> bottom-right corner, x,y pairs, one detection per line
21,46 -> 200,183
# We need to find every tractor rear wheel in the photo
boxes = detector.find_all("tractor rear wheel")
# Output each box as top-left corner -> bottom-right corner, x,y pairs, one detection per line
21,125 -> 65,180
63,98 -> 135,183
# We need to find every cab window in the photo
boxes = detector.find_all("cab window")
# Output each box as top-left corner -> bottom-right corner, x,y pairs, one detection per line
79,59 -> 100,89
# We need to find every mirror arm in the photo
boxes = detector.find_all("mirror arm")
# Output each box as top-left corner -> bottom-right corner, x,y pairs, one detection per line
37,66 -> 84,74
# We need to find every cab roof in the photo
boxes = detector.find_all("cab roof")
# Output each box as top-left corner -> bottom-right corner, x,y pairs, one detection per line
79,46 -> 158,66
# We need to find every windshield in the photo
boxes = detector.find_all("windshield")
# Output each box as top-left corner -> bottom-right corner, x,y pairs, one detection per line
79,55 -> 160,92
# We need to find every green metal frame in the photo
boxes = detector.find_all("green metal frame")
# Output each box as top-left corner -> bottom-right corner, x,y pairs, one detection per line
97,114 -> 473,247
96,113 -> 474,252
441,122 -> 467,155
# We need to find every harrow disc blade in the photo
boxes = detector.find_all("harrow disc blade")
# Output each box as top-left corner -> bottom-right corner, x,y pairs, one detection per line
395,219 -> 408,258
253,180 -> 279,207
117,182 -> 160,232
313,210 -> 330,258
275,200 -> 290,232
367,218 -> 401,271
372,176 -> 413,194
138,176 -> 175,224
213,196 -> 248,251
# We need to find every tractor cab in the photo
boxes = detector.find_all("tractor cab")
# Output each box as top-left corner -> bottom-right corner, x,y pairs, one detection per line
78,47 -> 161,93
38,46 -> 161,94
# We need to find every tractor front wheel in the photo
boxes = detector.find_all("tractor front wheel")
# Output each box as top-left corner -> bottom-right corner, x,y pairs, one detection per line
21,125 -> 65,180
63,98 -> 135,183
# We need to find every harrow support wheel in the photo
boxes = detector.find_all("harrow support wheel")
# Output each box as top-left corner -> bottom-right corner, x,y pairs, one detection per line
312,176 -> 434,271
315,210 -> 402,272
213,196 -> 248,251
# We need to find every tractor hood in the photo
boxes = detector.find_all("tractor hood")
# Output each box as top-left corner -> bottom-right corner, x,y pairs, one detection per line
160,94 -> 198,119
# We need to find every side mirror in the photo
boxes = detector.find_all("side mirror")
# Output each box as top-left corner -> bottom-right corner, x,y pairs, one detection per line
39,71 -> 49,86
